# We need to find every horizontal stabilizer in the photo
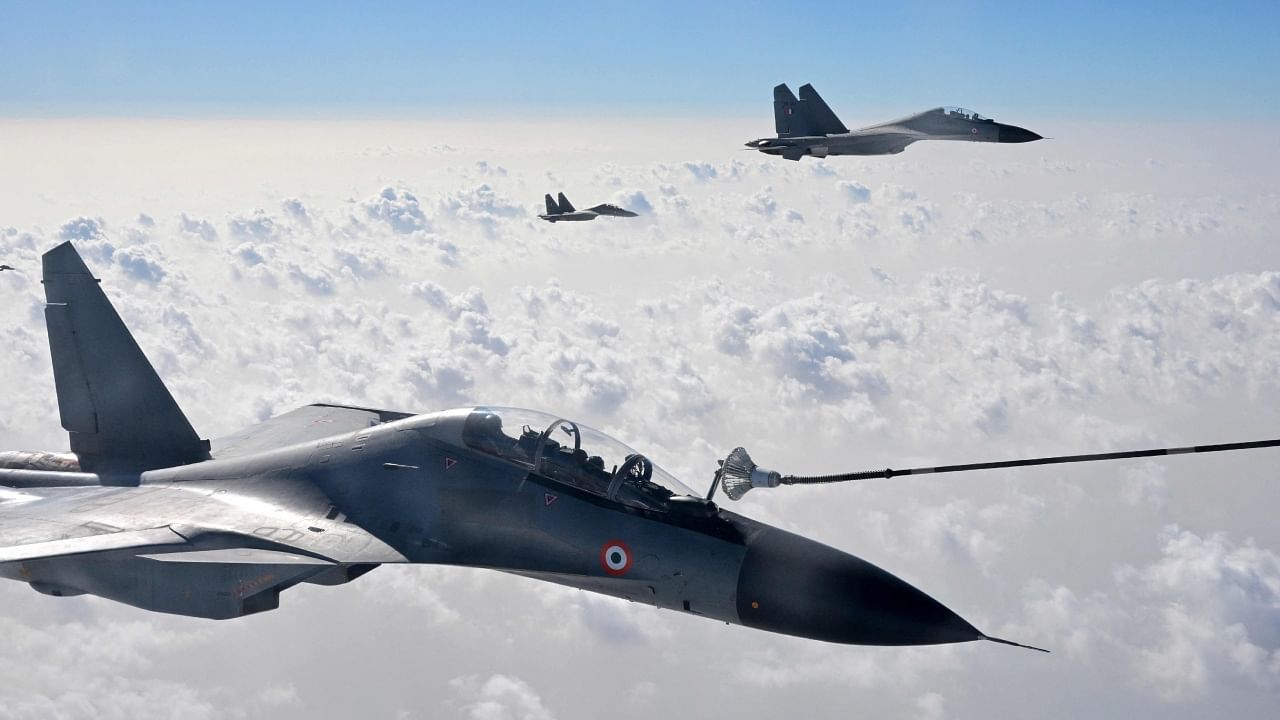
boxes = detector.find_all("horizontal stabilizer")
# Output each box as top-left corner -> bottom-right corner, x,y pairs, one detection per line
42,242 -> 209,472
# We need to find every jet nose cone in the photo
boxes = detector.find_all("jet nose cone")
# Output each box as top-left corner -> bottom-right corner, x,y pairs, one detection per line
737,527 -> 982,645
998,125 -> 1043,143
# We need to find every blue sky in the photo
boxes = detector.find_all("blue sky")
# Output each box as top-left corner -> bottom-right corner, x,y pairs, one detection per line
2,0 -> 1278,119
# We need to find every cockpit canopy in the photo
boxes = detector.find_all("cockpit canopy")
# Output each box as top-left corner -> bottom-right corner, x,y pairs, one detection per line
461,407 -> 698,512
941,106 -> 990,122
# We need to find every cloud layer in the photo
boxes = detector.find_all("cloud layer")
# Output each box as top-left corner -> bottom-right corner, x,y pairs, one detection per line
1,119 -> 1279,719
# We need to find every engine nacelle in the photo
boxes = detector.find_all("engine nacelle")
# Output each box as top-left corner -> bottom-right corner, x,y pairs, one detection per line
9,552 -> 325,620
809,146 -> 830,158
29,581 -> 86,597
303,563 -> 379,586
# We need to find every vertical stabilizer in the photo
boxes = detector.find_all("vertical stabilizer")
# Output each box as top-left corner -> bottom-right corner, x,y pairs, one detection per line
42,242 -> 209,472
797,84 -> 848,135
557,192 -> 576,213
773,83 -> 805,137
544,194 -> 559,215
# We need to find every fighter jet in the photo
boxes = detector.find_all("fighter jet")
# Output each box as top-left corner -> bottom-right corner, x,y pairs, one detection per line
538,192 -> 637,222
3,242 -> 1276,651
746,83 -> 1043,161
0,265 -> 15,272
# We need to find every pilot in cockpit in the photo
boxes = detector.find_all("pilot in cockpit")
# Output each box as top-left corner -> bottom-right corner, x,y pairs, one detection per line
467,412 -> 514,456
463,408 -> 689,512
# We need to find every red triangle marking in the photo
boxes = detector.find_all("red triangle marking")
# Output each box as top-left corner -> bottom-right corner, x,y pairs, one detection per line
444,457 -> 457,470
544,493 -> 558,506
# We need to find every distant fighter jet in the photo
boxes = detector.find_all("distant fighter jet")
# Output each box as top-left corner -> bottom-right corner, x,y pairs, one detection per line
0,265 -> 14,272
539,192 -> 638,223
746,83 -> 1043,161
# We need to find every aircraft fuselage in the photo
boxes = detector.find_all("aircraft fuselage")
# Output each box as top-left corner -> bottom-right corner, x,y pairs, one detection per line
750,83 -> 1043,160
1,407 -> 984,646
538,212 -> 599,222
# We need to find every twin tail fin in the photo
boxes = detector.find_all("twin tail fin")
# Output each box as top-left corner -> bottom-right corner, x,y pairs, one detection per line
42,242 -> 209,472
773,82 -> 848,137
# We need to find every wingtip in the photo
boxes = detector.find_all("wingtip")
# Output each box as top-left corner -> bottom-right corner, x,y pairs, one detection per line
982,634 -> 1051,653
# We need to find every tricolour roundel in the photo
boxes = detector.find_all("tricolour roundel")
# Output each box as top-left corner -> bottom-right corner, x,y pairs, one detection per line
599,540 -> 633,576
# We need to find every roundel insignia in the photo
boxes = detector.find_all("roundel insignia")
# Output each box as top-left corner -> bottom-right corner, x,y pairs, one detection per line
971,127 -> 978,134
599,540 -> 633,576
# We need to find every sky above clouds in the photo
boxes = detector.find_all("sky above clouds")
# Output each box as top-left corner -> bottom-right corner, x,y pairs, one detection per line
2,3 -> 1280,719
2,1 -> 1279,118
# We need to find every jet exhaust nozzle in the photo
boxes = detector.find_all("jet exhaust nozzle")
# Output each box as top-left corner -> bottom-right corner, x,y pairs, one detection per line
718,447 -> 780,501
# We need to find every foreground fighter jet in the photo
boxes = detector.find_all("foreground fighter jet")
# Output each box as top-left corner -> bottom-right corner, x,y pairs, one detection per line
746,83 -> 1043,161
3,243 -> 1276,650
538,192 -> 637,222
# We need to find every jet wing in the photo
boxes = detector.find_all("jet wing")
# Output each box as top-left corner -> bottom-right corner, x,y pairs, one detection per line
585,203 -> 638,217
853,107 -> 935,132
0,524 -> 187,564
781,146 -> 808,161
0,479 -> 407,566
841,129 -> 920,155
211,403 -> 407,459
0,478 -> 404,618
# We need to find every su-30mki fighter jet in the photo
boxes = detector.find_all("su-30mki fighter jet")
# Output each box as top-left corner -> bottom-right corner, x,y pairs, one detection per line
746,83 -> 1044,161
4,242 -> 1276,652
2,241 -> 1008,645
538,192 -> 637,222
